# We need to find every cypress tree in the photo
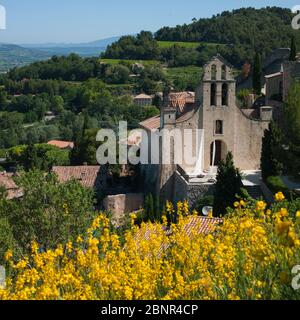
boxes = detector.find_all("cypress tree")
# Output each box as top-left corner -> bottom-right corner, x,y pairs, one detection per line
261,122 -> 283,181
253,52 -> 262,95
213,152 -> 243,216
289,36 -> 297,61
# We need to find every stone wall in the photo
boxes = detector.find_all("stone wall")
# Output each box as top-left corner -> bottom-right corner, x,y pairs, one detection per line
186,183 -> 215,208
174,171 -> 215,208
103,193 -> 144,226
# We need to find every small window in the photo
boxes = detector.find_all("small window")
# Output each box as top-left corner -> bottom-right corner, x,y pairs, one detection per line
211,83 -> 216,106
222,65 -> 226,80
211,65 -> 217,80
222,83 -> 228,106
215,120 -> 223,135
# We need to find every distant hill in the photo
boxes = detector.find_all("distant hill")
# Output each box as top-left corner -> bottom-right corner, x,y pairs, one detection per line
21,36 -> 121,48
102,7 -> 298,67
155,7 -> 296,66
20,36 -> 121,57
0,43 -> 50,72
0,37 -> 121,72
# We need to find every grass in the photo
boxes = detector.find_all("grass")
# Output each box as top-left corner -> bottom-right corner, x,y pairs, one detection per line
166,66 -> 203,91
157,41 -> 222,49
100,58 -> 160,66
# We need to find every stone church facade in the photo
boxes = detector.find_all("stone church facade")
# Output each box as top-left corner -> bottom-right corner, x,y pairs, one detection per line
140,55 -> 272,204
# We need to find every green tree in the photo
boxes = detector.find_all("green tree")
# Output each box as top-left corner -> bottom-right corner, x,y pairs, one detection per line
261,122 -> 283,181
1,170 -> 95,256
252,52 -> 262,95
289,36 -> 297,61
283,82 -> 300,178
213,152 -> 243,216
144,193 -> 155,221
71,128 -> 100,165
0,216 -> 16,264
284,81 -> 300,145
104,65 -> 130,84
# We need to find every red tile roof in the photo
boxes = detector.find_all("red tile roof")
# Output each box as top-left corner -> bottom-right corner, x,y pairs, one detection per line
0,172 -> 23,200
52,166 -> 100,189
134,94 -> 152,100
169,92 -> 195,113
135,216 -> 223,252
47,140 -> 74,149
140,115 -> 160,131
139,92 -> 195,131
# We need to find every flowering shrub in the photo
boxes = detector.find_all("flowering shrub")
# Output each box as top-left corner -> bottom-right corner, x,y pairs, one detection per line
0,193 -> 300,300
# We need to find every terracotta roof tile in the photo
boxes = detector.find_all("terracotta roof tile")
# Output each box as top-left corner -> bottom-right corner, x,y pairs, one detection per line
139,115 -> 160,131
169,92 -> 195,113
47,140 -> 74,149
134,94 -> 152,100
0,172 -> 23,200
135,216 -> 223,253
52,166 -> 100,189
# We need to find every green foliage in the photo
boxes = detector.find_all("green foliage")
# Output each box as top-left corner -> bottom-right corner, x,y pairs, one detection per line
261,122 -> 283,181
157,41 -> 201,49
0,217 -> 16,264
213,152 -> 243,216
102,31 -> 222,68
284,81 -> 300,145
71,128 -> 100,165
290,36 -> 297,61
104,65 -> 130,84
266,176 -> 289,194
103,31 -> 160,60
237,88 -> 252,108
155,7 -> 299,66
7,143 -> 70,171
0,170 -> 96,256
144,193 -> 160,222
193,196 -> 214,214
166,66 -> 203,91
8,54 -> 101,82
253,52 -> 262,95
283,81 -> 300,178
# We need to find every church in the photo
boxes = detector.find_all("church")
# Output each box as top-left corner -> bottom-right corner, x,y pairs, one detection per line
140,55 -> 272,205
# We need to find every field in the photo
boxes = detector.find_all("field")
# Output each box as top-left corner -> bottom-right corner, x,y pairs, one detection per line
166,66 -> 203,91
157,41 -> 222,49
100,58 -> 160,66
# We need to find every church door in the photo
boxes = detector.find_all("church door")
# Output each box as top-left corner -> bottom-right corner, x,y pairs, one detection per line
210,140 -> 222,166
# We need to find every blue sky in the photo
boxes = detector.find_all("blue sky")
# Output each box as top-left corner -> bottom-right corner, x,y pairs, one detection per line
0,0 -> 297,44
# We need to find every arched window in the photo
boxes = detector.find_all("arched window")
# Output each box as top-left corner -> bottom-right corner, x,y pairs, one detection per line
211,65 -> 217,80
211,83 -> 216,106
222,83 -> 228,106
222,65 -> 227,80
215,120 -> 223,135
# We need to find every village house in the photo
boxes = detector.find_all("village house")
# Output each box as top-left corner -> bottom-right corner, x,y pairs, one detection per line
52,166 -> 105,191
47,140 -> 74,150
133,93 -> 153,106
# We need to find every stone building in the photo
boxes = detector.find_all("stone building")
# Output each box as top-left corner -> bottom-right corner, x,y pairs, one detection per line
133,93 -> 153,106
140,55 -> 271,205
265,58 -> 300,106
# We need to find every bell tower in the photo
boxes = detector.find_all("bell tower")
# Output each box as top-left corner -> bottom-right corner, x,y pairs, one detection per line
197,55 -> 237,169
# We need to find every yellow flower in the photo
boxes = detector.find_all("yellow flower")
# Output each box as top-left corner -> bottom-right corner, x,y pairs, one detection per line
240,200 -> 246,207
4,250 -> 13,261
275,192 -> 285,202
280,208 -> 288,218
296,211 -> 300,219
256,201 -> 266,211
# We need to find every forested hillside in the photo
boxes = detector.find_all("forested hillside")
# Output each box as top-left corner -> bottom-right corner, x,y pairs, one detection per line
104,7 -> 298,67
